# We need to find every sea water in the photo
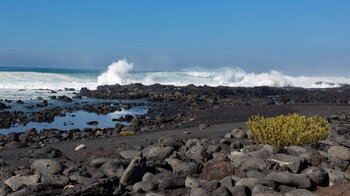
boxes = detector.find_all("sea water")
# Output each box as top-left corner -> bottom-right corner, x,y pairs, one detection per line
2,59 -> 350,101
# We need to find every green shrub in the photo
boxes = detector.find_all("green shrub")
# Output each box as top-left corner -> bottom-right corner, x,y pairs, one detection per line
246,113 -> 329,146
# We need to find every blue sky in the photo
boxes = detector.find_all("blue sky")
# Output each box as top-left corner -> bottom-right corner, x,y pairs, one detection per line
0,0 -> 349,75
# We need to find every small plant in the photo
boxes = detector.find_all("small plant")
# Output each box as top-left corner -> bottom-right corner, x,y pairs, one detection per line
118,131 -> 135,136
246,113 -> 329,146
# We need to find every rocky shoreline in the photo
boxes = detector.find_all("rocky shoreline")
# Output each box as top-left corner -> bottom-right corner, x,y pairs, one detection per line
0,112 -> 349,195
0,84 -> 350,195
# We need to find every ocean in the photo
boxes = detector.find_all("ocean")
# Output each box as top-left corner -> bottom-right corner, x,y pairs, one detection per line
1,59 -> 350,100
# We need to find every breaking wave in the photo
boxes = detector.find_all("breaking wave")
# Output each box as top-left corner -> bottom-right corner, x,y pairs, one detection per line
1,59 -> 350,94
96,59 -> 350,88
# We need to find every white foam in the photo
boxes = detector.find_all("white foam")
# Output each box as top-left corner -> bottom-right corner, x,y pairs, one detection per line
0,71 -> 97,90
1,59 -> 350,100
95,61 -> 350,88
97,59 -> 133,86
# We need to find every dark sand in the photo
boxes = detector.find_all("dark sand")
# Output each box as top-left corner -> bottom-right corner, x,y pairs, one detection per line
2,103 -> 350,170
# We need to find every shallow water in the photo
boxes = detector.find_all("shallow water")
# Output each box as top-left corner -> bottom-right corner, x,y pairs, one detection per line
0,106 -> 148,135
0,97 -> 150,135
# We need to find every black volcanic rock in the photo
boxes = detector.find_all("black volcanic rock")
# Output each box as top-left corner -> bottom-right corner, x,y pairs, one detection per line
0,102 -> 8,109
57,95 -> 72,102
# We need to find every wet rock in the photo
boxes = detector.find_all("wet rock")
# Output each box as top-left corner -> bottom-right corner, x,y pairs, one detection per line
57,95 -> 72,102
16,100 -> 24,104
87,121 -> 98,126
4,174 -> 40,191
0,102 -> 8,110
266,172 -> 312,189
30,159 -> 63,175
328,146 -> 350,161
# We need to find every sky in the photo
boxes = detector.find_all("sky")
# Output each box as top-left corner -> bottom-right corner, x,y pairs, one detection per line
0,0 -> 349,76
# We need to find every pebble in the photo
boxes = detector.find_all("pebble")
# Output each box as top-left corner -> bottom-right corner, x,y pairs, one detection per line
75,144 -> 86,151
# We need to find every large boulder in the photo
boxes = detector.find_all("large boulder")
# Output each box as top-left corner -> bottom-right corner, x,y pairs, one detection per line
199,161 -> 245,181
157,178 -> 185,190
4,174 -> 40,191
119,150 -> 142,160
323,168 -> 350,186
30,159 -> 63,175
285,189 -> 318,196
147,147 -> 174,160
191,188 -> 210,196
120,157 -> 147,185
165,158 -> 200,178
266,154 -> 307,173
0,102 -> 8,110
266,172 -> 312,189
99,159 -> 125,178
40,175 -> 69,187
328,146 -> 350,161
133,181 -> 155,192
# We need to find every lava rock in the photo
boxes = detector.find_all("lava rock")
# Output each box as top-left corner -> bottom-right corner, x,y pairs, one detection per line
328,146 -> 350,161
266,172 -> 312,189
4,174 -> 40,191
30,159 -> 63,175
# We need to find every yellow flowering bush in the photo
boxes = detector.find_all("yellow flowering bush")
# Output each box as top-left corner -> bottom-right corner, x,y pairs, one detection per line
118,131 -> 135,136
246,113 -> 329,146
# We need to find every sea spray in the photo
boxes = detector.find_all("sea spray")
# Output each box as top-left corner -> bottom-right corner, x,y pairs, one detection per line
97,59 -> 133,85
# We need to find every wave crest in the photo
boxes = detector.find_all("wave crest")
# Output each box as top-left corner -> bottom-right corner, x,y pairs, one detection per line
95,61 -> 349,88
97,59 -> 133,85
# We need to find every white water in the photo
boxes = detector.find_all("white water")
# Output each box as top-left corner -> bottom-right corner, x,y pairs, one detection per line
96,59 -> 350,88
1,59 -> 350,100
